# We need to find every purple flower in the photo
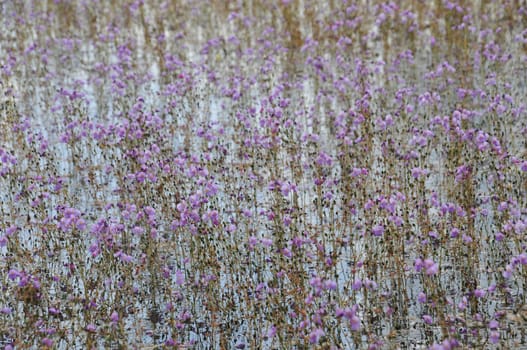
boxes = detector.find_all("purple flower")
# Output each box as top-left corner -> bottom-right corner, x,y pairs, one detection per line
372,224 -> 384,237
489,331 -> 500,344
515,220 -> 527,234
7,269 -> 20,280
384,306 -> 394,316
265,325 -> 276,339
165,338 -> 177,346
422,314 -> 433,324
488,284 -> 497,293
309,328 -> 325,344
473,288 -> 486,298
324,279 -> 337,290
261,237 -> 273,247
489,319 -> 499,329
455,165 -> 471,182
336,305 -> 361,331
424,259 -> 438,276
458,296 -> 468,310
132,226 -> 144,235
414,258 -> 424,272
502,264 -> 513,279
462,234 -> 473,243
364,278 -> 378,290
411,167 -> 428,179
6,225 -> 17,236
418,292 -> 427,303
175,270 -> 185,286
114,251 -> 133,263
110,311 -> 119,323
281,248 -> 292,258
352,278 -> 362,290
316,152 -> 333,167
428,231 -> 439,240
350,314 -> 361,331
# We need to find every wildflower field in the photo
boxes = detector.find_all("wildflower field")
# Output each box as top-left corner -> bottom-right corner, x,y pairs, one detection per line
1,0 -> 527,349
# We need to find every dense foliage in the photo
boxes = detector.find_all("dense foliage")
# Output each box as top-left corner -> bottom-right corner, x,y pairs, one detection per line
1,1 -> 527,348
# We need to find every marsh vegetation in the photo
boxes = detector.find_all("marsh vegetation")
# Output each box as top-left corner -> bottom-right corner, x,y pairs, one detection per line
1,0 -> 527,348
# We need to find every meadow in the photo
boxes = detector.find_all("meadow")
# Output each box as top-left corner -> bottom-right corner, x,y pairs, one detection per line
1,0 -> 527,348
